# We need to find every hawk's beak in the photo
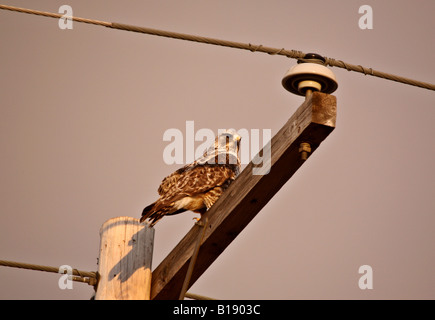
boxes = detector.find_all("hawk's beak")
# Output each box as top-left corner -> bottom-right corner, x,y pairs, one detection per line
234,134 -> 241,148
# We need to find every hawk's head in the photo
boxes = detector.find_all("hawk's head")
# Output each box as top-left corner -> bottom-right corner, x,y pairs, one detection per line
217,129 -> 241,155
198,129 -> 241,166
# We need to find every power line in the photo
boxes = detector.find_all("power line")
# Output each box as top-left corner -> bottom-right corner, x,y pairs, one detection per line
0,259 -> 97,286
0,4 -> 434,92
0,259 -> 216,299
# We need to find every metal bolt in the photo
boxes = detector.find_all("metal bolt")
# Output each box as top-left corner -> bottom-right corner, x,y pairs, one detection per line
299,142 -> 311,161
305,88 -> 313,101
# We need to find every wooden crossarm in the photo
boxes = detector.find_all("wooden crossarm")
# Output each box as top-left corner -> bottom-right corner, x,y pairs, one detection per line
151,92 -> 337,300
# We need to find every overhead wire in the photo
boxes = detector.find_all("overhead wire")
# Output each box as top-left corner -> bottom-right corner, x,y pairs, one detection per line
0,259 -> 97,286
0,4 -> 434,91
0,259 -> 216,299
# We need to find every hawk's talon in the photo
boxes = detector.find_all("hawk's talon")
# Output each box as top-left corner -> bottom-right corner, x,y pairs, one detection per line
193,217 -> 204,226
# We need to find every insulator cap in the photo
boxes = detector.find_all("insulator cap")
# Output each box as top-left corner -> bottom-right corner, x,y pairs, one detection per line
282,54 -> 338,96
297,53 -> 326,64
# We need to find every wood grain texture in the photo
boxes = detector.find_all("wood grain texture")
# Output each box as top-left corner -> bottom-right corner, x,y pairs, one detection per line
95,216 -> 154,300
151,92 -> 337,300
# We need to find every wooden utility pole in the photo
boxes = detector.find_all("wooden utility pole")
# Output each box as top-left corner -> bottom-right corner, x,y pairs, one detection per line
95,216 -> 154,300
151,91 -> 337,299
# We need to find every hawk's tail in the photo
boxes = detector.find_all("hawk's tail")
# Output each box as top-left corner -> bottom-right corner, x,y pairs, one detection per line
140,202 -> 157,223
140,201 -> 187,226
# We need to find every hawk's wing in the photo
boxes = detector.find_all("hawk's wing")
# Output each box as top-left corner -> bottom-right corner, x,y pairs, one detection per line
158,164 -> 236,200
142,164 -> 237,225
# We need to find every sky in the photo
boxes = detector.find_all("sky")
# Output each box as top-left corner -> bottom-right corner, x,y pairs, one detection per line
0,0 -> 434,300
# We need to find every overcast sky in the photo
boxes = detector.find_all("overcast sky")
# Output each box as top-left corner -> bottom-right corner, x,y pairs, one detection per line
1,0 -> 434,299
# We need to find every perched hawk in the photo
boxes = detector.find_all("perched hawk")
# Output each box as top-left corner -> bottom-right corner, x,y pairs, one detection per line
140,130 -> 241,226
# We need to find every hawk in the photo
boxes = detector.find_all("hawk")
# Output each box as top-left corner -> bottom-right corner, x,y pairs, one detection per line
140,130 -> 241,226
